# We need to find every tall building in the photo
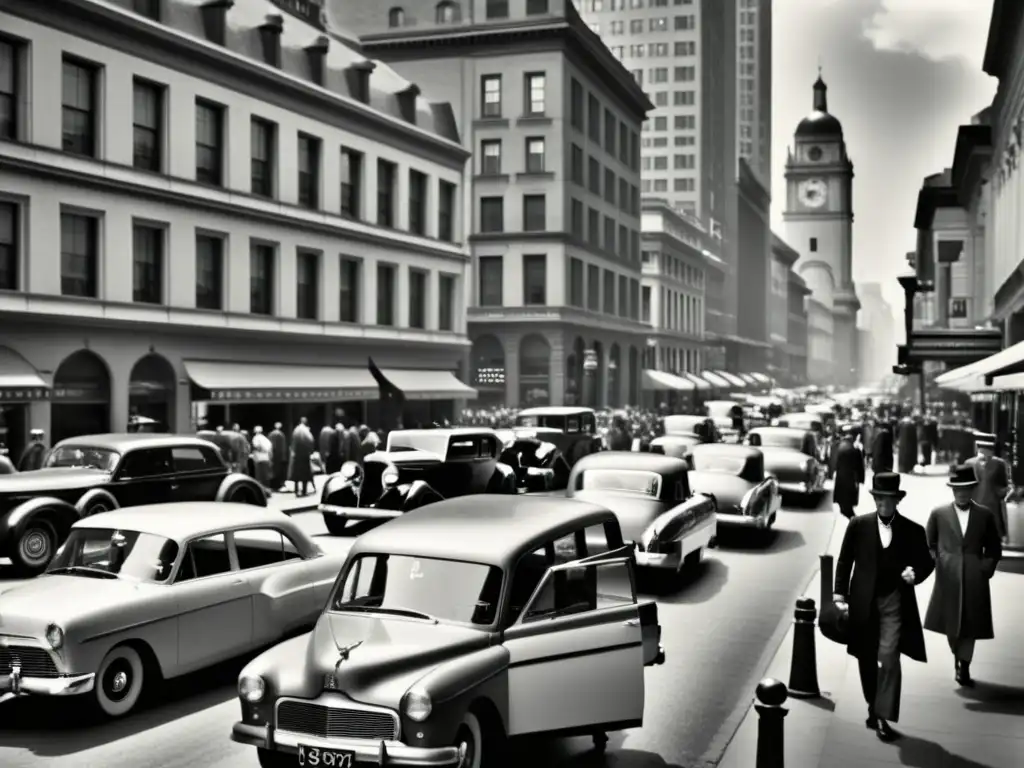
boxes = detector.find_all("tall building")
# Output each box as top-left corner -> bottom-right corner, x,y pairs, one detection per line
736,0 -> 772,185
783,74 -> 859,386
0,0 -> 474,453
856,283 -> 896,386
333,0 -> 652,408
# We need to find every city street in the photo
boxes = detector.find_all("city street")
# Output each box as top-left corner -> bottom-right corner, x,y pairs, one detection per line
0,491 -> 837,768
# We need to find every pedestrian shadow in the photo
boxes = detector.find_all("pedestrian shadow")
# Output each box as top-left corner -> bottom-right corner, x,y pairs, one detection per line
508,732 -> 685,768
639,558 -> 728,605
955,681 -> 1024,716
890,733 -> 1002,768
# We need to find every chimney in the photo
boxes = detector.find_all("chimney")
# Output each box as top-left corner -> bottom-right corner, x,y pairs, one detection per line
258,14 -> 284,68
305,35 -> 330,86
345,61 -> 375,104
200,0 -> 234,46
396,84 -> 420,124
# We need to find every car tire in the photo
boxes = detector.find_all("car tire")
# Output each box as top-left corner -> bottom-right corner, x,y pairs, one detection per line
454,709 -> 503,768
84,499 -> 112,517
94,645 -> 145,718
257,748 -> 296,768
226,485 -> 258,506
683,547 -> 703,572
322,514 -> 349,536
10,519 -> 57,577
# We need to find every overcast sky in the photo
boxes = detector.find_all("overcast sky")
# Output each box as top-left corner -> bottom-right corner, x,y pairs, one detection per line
771,0 -> 998,320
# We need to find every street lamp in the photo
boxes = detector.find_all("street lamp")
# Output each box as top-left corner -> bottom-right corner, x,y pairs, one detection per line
583,349 -> 598,407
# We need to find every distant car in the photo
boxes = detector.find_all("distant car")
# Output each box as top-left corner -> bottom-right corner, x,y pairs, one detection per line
0,434 -> 267,576
565,452 -> 717,575
232,495 -> 665,768
494,429 -> 572,492
747,427 -> 826,498
514,407 -> 603,465
0,503 -> 348,717
683,444 -> 780,533
704,400 -> 744,443
649,433 -> 703,458
318,429 -> 515,535
663,414 -> 720,442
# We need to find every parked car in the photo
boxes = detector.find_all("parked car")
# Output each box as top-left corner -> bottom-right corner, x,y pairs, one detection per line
704,400 -> 744,443
232,494 -> 666,768
565,452 -> 717,576
649,433 -> 703,458
773,413 -> 828,464
318,429 -> 515,535
514,407 -> 603,465
0,434 -> 267,576
682,444 -> 780,533
746,427 -> 827,499
494,430 -> 572,491
663,414 -> 720,443
0,503 -> 349,717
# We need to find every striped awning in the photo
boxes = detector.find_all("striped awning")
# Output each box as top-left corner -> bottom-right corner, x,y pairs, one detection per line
378,369 -> 478,400
739,373 -> 759,385
750,372 -> 771,384
700,371 -> 731,388
643,369 -> 696,391
715,371 -> 747,388
680,372 -> 712,390
185,360 -> 379,402
0,347 -> 50,402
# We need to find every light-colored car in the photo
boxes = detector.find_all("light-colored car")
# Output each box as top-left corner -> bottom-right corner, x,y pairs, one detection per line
514,406 -> 602,465
0,503 -> 349,717
683,444 -> 781,533
747,427 -> 827,498
232,495 -> 666,768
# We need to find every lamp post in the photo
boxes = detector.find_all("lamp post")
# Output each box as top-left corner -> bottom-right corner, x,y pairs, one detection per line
583,349 -> 598,408
896,275 -> 933,412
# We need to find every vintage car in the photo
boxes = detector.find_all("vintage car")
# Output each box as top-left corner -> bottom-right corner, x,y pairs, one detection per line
318,429 -> 516,535
0,503 -> 349,717
773,413 -> 829,464
746,427 -> 827,498
652,414 -> 719,457
493,430 -> 572,492
564,452 -> 717,575
513,407 -> 602,465
0,434 -> 267,576
682,444 -> 780,532
704,401 -> 744,443
232,495 -> 666,767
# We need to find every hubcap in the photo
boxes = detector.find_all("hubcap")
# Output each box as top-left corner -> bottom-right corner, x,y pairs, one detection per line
19,529 -> 50,565
104,660 -> 133,702
111,671 -> 128,693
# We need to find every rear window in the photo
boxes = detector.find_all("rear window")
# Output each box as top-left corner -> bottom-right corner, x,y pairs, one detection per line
579,469 -> 661,497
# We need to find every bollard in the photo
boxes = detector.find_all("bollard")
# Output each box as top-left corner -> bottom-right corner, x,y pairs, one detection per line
788,597 -> 821,698
755,678 -> 788,768
819,554 -> 834,610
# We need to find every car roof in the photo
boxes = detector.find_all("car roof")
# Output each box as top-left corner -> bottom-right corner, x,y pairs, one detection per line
690,443 -> 762,458
751,426 -> 809,436
54,434 -> 216,452
349,494 -> 615,568
517,407 -> 595,417
73,503 -> 301,543
391,428 -> 497,441
571,451 -> 688,475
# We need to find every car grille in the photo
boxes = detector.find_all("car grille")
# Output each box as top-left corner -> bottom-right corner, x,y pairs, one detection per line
276,700 -> 399,741
0,645 -> 60,678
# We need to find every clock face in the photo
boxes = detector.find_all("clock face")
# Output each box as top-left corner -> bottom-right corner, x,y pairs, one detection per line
798,179 -> 828,208
808,146 -> 823,161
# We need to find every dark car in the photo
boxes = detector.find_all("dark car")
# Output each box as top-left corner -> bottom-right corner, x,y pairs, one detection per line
0,434 -> 267,575
495,429 -> 572,492
514,407 -> 603,465
318,429 -> 516,535
683,444 -> 780,535
747,427 -> 826,498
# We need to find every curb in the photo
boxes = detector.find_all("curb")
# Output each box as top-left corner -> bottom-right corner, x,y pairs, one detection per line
279,503 -> 318,516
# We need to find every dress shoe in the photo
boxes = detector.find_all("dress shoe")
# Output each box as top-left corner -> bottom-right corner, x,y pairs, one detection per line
865,715 -> 878,730
956,661 -> 975,687
876,720 -> 900,742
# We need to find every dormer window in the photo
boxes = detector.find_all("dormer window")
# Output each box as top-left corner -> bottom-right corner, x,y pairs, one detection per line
436,1 -> 460,23
388,7 -> 405,27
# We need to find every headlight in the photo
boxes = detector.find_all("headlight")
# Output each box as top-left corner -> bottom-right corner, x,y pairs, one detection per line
45,623 -> 64,650
239,675 -> 265,703
381,464 -> 400,488
340,461 -> 363,486
402,687 -> 432,722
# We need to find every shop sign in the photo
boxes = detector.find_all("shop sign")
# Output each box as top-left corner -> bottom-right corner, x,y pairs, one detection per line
474,367 -> 505,386
206,388 -> 379,402
583,350 -> 599,371
0,387 -> 50,402
53,383 -> 108,402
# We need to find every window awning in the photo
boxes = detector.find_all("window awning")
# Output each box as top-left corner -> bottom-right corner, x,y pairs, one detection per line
0,347 -> 50,402
699,370 -> 731,388
749,372 -> 771,384
680,372 -> 712,390
979,373 -> 1024,392
642,369 -> 696,391
738,373 -> 759,385
185,360 -> 379,402
715,371 -> 747,387
935,339 -> 1023,390
378,369 -> 478,400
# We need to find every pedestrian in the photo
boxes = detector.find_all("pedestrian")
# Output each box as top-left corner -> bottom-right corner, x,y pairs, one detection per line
861,417 -> 876,470
896,416 -> 917,474
923,465 -> 1003,687
833,472 -> 935,742
920,414 -> 938,467
250,426 -> 273,492
318,423 -> 335,468
967,432 -> 1012,541
17,429 -> 48,471
269,422 -> 287,491
832,425 -> 865,520
325,424 -> 344,474
871,424 -> 894,473
0,444 -> 15,475
288,418 -> 315,497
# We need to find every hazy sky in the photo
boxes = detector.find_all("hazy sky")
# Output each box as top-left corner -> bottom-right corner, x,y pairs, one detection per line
771,0 -> 998,314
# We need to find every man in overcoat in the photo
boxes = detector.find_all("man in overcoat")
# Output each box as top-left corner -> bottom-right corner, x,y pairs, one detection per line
896,416 -> 918,474
967,432 -> 1012,541
268,423 -> 287,491
871,424 -> 894,473
288,418 -> 315,497
924,465 -> 1003,687
832,425 -> 865,520
17,429 -> 48,471
833,472 -> 935,742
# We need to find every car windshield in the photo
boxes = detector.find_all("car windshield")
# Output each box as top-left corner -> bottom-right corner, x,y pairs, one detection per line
48,528 -> 179,582
516,415 -> 566,430
579,469 -> 661,497
330,554 -> 503,625
755,432 -> 803,449
43,446 -> 120,472
689,452 -> 747,475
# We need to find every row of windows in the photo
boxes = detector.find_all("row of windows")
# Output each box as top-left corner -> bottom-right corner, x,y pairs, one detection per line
657,286 -> 703,335
642,89 -> 696,108
479,137 -> 549,176
391,0 -> 553,25
590,14 -> 696,36
568,145 -> 642,214
0,40 -> 459,242
568,78 -> 641,173
649,346 -> 702,375
615,40 -> 698,62
580,0 -> 693,11
642,250 -> 705,287
568,199 -> 642,263
642,154 -> 696,171
645,66 -> 697,83
645,114 -> 698,131
642,177 -> 697,193
643,135 -> 696,148
566,258 -> 642,321
480,72 -> 551,121
478,195 -> 551,234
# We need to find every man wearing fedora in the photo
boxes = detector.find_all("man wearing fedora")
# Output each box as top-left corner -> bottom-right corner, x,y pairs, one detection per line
834,472 -> 935,742
966,432 -> 1012,542
924,466 -> 1003,687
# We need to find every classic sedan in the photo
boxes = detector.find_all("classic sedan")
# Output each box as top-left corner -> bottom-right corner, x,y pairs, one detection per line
514,407 -> 603,465
319,429 -> 516,535
663,414 -> 719,443
0,503 -> 349,717
683,444 -> 780,533
747,427 -> 827,499
565,452 -> 717,575
233,495 -> 665,768
0,434 -> 267,576
494,429 -> 572,492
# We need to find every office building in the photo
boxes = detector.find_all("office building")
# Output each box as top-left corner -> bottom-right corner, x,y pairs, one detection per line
736,0 -> 771,185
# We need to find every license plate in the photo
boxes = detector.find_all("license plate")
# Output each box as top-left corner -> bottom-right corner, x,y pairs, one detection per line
297,744 -> 354,767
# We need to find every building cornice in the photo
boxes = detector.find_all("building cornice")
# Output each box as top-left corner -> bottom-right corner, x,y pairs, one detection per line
466,305 -> 652,336
737,158 -> 771,211
640,231 -> 723,272
913,181 -> 961,230
950,124 -> 993,206
770,233 -> 800,268
983,0 -> 1024,78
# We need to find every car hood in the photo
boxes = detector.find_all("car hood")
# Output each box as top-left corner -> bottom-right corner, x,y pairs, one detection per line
686,471 -> 753,508
570,490 -> 664,541
0,468 -> 110,494
0,575 -> 151,639
376,451 -> 443,467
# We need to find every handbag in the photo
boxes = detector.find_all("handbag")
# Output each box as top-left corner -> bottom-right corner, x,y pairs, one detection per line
818,561 -> 850,645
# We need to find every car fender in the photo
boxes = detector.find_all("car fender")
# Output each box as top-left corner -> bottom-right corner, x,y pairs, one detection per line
647,493 -> 716,545
403,479 -> 445,511
0,496 -> 79,552
75,488 -> 119,517
216,474 -> 268,506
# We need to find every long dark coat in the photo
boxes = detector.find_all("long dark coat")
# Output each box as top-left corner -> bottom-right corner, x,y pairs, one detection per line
832,438 -> 865,509
871,428 -> 894,472
269,428 -> 288,485
835,512 -> 935,662
861,421 -> 875,455
896,418 -> 917,473
924,503 -> 1002,641
968,455 -> 1010,538
17,442 -> 46,472
288,427 -> 315,483
318,426 -> 336,461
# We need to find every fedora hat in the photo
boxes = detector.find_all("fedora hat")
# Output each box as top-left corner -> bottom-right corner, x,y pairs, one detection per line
947,464 -> 979,488
870,471 -> 905,499
974,431 -> 996,448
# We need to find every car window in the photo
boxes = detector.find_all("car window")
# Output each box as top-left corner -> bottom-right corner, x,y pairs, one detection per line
172,446 -> 214,472
119,448 -> 173,478
507,547 -> 550,625
522,560 -> 635,623
582,523 -> 610,558
552,533 -> 578,563
176,533 -> 232,581
448,440 -> 478,460
233,529 -> 302,570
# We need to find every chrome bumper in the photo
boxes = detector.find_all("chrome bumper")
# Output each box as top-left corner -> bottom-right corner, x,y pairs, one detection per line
318,504 -> 401,521
778,481 -> 815,495
635,548 -> 682,571
231,722 -> 463,766
0,666 -> 95,697
716,513 -> 772,529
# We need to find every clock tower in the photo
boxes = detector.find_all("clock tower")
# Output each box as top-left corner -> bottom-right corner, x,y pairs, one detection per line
783,73 -> 860,386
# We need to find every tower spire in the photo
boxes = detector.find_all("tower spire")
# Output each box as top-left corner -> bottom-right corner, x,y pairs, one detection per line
813,70 -> 828,113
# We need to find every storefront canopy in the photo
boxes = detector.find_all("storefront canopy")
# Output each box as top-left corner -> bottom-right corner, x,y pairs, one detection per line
935,339 -> 1024,392
749,372 -> 771,384
642,370 -> 696,391
700,371 -> 731,388
377,369 -> 478,400
738,373 -> 759,385
0,346 -> 50,402
986,372 -> 1024,391
185,360 -> 379,402
680,372 -> 711,390
715,371 -> 747,388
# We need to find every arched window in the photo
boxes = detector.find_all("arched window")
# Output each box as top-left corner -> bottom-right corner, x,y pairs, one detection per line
388,7 -> 405,28
436,1 -> 460,24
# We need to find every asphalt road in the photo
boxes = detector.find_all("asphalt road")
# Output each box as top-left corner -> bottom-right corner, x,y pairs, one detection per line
0,491 -> 838,768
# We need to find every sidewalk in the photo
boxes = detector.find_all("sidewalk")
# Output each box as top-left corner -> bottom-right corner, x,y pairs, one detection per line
718,471 -> 1024,768
266,474 -> 328,515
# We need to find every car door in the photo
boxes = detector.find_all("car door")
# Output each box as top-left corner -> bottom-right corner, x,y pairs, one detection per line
173,532 -> 254,672
108,448 -> 175,507
170,444 -> 227,501
229,527 -> 317,645
501,548 -> 644,737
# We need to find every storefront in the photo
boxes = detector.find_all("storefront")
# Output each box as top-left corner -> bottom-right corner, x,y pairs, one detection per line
0,346 -> 51,458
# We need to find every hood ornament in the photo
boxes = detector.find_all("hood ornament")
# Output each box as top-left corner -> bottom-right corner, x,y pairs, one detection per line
325,640 -> 364,689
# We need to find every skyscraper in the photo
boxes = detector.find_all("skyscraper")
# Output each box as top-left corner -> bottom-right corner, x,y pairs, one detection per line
737,0 -> 772,184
